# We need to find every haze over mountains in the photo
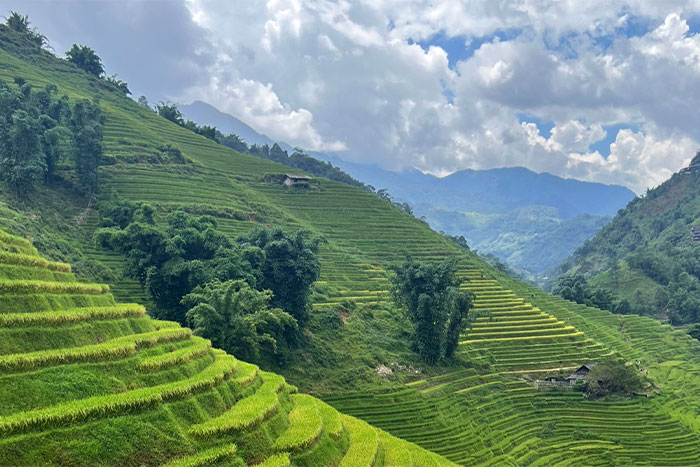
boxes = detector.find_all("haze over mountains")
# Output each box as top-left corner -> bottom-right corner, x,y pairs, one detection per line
181,100 -> 635,276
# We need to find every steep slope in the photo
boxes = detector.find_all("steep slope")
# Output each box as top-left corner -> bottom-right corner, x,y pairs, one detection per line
0,228 -> 452,466
4,24 -> 700,467
552,165 -> 700,323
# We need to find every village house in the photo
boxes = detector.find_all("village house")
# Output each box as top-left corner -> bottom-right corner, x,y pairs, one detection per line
565,363 -> 597,383
282,174 -> 312,186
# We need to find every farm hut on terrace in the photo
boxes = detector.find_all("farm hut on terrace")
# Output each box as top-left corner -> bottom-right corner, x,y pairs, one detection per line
282,174 -> 312,186
565,363 -> 597,384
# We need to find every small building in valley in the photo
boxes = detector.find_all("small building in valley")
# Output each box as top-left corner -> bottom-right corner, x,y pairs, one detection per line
565,363 -> 597,383
282,174 -> 312,186
535,362 -> 597,391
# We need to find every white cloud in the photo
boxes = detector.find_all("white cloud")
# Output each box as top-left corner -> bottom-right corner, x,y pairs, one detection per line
177,1 -> 700,193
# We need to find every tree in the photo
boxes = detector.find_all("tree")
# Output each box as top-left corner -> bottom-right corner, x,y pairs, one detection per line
105,75 -> 131,95
238,227 -> 320,326
688,323 -> 700,342
5,11 -> 47,48
0,109 -> 45,198
584,359 -> 645,398
65,44 -> 105,77
390,258 -> 475,363
70,99 -> 104,193
137,96 -> 149,108
552,274 -> 589,304
183,280 -> 297,362
96,209 -> 256,324
155,102 -> 184,126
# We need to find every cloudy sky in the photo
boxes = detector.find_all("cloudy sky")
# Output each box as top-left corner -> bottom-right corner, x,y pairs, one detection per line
6,1 -> 700,192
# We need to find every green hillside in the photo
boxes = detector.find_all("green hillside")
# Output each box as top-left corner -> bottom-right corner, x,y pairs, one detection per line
0,228 -> 452,466
3,21 -> 700,466
551,165 -> 700,324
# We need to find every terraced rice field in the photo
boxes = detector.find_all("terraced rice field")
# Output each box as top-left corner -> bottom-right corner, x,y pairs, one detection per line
4,41 -> 700,465
0,230 -> 451,466
327,267 -> 700,465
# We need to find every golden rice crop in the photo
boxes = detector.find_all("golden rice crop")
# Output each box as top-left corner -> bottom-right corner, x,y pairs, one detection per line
138,337 -> 211,372
273,394 -> 322,452
0,304 -> 145,327
162,445 -> 238,467
0,353 -> 238,436
0,280 -> 108,295
189,372 -> 286,439
338,414 -> 378,467
254,453 -> 291,467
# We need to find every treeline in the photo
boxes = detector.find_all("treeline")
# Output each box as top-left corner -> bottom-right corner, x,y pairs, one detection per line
552,274 -> 631,315
3,12 -> 131,96
0,77 -> 103,198
95,198 -> 320,364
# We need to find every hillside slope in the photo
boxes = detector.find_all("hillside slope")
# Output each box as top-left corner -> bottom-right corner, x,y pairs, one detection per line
178,100 -> 634,276
0,228 -> 452,466
552,165 -> 700,323
3,23 -> 700,466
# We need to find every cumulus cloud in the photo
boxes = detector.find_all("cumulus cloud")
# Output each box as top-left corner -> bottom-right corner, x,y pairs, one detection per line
8,0 -> 700,192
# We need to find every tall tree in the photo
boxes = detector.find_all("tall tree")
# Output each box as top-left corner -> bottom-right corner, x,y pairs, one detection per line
390,258 -> 475,363
155,102 -> 184,126
65,44 -> 105,77
183,280 -> 297,362
70,99 -> 104,193
238,227 -> 320,326
4,11 -> 47,48
0,109 -> 45,198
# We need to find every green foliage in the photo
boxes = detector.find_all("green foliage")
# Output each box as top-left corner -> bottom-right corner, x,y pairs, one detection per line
65,44 -> 104,77
219,138 -> 372,192
390,258 -> 475,362
238,227 -> 320,326
70,98 -> 104,192
555,167 -> 700,324
96,209 -> 256,324
584,359 -> 645,399
4,12 -> 46,48
688,323 -> 700,342
156,102 -> 217,140
183,279 -> 297,362
0,106 -> 45,197
552,274 -> 622,312
0,78 -> 103,197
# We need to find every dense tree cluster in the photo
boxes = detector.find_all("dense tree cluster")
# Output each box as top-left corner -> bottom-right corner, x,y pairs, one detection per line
390,258 -> 475,363
578,359 -> 646,399
95,201 -> 320,362
183,280 -> 297,362
0,79 -> 103,198
552,274 -> 631,315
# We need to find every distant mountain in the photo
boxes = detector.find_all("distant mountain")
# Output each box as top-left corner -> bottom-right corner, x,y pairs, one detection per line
314,157 -> 634,275
551,165 -> 700,323
180,101 -> 635,277
180,100 -> 293,151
